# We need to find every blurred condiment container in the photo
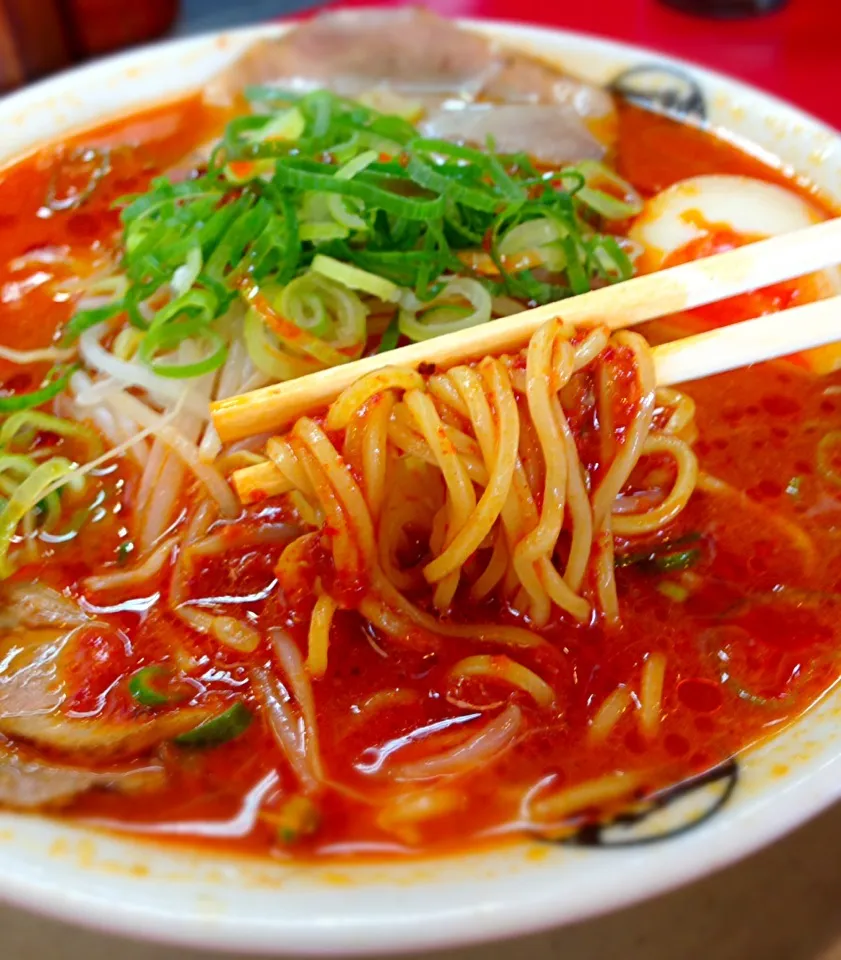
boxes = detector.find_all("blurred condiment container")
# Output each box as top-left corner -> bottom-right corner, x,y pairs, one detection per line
0,0 -> 179,92
661,0 -> 787,14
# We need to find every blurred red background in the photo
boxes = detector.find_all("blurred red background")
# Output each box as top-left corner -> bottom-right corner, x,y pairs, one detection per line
0,0 -> 177,90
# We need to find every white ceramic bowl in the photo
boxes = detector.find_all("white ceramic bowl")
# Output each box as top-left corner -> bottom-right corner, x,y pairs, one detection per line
1,15 -> 840,957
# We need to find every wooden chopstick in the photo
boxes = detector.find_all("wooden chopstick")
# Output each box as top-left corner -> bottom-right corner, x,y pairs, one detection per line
229,293 -> 841,504
212,217 -> 841,443
654,294 -> 841,387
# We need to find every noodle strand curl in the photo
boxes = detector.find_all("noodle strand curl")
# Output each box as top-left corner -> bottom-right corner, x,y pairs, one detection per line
257,318 -> 699,667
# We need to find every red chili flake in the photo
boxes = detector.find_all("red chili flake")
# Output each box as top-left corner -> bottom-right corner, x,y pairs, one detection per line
623,729 -> 646,755
745,479 -> 784,501
664,733 -> 691,757
677,678 -> 723,714
761,394 -> 801,417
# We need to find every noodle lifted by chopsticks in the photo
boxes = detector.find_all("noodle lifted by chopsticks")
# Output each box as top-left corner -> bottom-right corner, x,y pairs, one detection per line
258,317 -> 699,659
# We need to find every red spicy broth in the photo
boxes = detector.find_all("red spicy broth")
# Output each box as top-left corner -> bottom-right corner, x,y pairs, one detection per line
0,93 -> 839,860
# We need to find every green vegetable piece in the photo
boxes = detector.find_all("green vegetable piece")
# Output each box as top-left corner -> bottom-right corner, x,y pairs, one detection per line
138,318 -> 228,379
376,314 -> 400,354
174,701 -> 252,747
116,541 -> 134,565
0,456 -> 77,579
0,365 -> 76,413
657,581 -> 689,603
274,795 -> 321,845
571,160 -> 644,220
128,665 -> 191,708
272,159 -> 446,220
616,532 -> 702,570
63,301 -> 124,342
0,410 -> 103,458
652,548 -> 701,573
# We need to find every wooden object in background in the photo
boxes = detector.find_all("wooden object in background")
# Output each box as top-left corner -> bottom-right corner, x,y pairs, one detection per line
0,0 -> 178,92
660,0 -> 787,15
68,0 -> 179,58
0,0 -> 74,90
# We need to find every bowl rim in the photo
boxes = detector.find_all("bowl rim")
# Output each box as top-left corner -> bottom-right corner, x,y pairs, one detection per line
0,14 -> 839,956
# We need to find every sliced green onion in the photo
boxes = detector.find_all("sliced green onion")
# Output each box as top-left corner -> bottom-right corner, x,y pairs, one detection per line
244,106 -> 305,145
657,581 -> 689,602
405,154 -> 499,214
147,288 -> 218,332
271,159 -> 445,220
412,303 -> 474,327
311,254 -> 399,302
174,701 -> 252,746
498,217 -> 566,253
0,457 -> 76,578
558,234 -> 590,295
0,455 -> 38,498
138,319 -> 228,379
616,532 -> 703,570
205,200 -> 273,283
244,273 -> 367,374
399,277 -> 491,341
171,244 -> 203,297
129,665 -> 192,708
0,365 -> 76,413
334,149 -> 378,182
326,194 -> 367,231
276,280 -> 330,337
572,160 -> 643,220
589,235 -> 635,284
278,273 -> 367,348
0,411 -> 103,459
299,221 -> 350,243
298,191 -> 353,240
652,548 -> 701,573
298,191 -> 331,221
243,85 -> 299,104
377,313 -> 400,354
243,308 -> 322,382
484,149 -> 527,206
498,217 -> 568,271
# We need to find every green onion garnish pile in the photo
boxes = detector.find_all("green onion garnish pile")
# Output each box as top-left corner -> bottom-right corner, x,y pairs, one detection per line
0,88 -> 645,578
55,87 -> 642,388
